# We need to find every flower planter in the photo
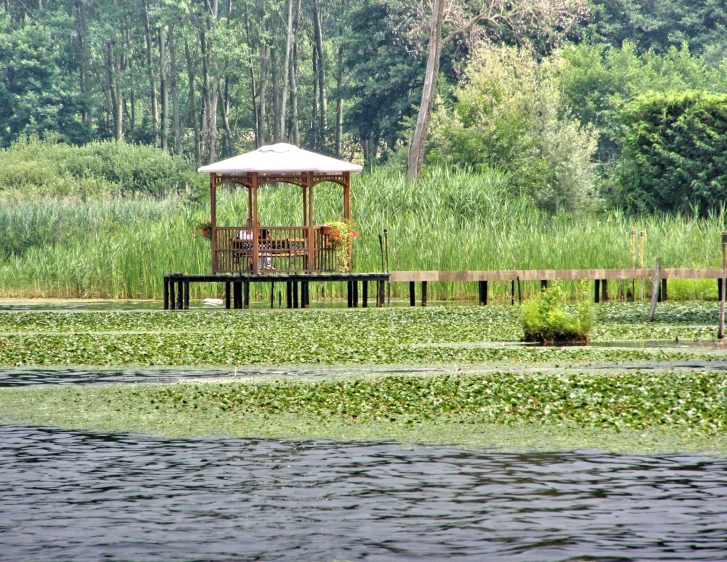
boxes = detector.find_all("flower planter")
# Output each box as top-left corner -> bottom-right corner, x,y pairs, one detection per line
321,225 -> 331,236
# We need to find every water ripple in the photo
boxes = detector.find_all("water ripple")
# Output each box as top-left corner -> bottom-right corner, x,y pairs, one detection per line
1,425 -> 726,560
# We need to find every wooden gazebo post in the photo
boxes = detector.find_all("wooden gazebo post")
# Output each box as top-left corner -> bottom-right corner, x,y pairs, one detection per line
210,173 -> 217,273
307,172 -> 314,273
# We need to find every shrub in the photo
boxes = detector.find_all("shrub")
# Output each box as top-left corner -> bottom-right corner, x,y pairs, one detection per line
428,45 -> 598,214
617,91 -> 727,215
521,284 -> 593,344
0,136 -> 203,198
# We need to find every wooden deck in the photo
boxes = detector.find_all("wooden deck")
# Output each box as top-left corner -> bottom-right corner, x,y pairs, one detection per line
388,268 -> 724,282
163,268 -> 726,310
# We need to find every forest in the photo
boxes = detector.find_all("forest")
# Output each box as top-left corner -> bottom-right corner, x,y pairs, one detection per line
2,0 -> 727,299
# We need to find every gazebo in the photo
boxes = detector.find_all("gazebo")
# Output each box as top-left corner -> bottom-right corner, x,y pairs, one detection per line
198,143 -> 363,275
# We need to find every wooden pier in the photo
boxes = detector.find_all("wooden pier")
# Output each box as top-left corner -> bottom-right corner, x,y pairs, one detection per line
390,268 -> 725,306
164,268 -> 726,310
164,272 -> 389,310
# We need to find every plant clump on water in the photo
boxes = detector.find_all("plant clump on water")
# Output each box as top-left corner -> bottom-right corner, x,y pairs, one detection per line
521,284 -> 593,344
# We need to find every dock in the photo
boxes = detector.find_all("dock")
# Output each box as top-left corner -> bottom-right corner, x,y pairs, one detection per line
164,268 -> 726,310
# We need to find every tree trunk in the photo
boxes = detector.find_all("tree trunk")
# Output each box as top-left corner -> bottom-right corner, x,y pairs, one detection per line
258,38 -> 268,145
407,0 -> 444,182
245,3 -> 260,147
143,0 -> 159,147
291,0 -> 301,145
271,45 -> 280,142
168,24 -> 182,155
185,37 -> 202,167
335,44 -> 343,156
208,75 -> 219,162
159,25 -> 168,153
279,0 -> 293,141
312,0 -> 326,149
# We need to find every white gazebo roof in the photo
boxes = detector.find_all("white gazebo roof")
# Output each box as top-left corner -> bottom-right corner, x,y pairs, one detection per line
198,143 -> 363,174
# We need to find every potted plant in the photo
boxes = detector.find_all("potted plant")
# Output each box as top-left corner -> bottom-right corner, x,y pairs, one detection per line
325,218 -> 358,272
195,220 -> 214,240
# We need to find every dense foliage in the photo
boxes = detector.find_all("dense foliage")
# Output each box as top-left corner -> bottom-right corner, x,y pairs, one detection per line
429,45 -> 597,213
617,91 -> 727,215
521,285 -> 593,344
0,137 -> 201,198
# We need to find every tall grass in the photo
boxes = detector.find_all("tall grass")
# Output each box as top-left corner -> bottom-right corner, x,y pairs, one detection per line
0,167 -> 724,300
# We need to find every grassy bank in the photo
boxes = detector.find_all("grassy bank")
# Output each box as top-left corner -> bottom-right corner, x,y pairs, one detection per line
1,167 -> 724,300
0,303 -> 723,367
2,371 -> 726,454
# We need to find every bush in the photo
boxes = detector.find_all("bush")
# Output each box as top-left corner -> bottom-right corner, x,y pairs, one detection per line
521,284 -> 593,344
0,137 -> 203,198
617,91 -> 727,215
428,45 -> 598,214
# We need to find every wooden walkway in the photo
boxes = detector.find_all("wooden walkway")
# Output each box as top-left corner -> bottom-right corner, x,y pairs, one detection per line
164,272 -> 389,310
389,268 -> 725,306
164,268 -> 724,310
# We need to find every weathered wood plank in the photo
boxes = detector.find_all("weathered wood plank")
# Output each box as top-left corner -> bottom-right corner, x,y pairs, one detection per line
389,268 -> 723,282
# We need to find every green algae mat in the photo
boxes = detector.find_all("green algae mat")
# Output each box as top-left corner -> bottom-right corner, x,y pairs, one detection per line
1,303 -> 727,454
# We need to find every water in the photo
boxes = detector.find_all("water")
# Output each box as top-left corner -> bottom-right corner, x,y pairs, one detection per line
3,370 -> 727,560
1,425 -> 727,561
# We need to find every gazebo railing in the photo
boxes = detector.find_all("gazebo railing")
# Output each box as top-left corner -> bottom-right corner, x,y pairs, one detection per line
213,226 -> 337,274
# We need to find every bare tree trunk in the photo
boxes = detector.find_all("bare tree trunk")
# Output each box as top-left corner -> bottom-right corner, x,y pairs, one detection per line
75,0 -> 91,128
258,38 -> 268,145
335,44 -> 343,156
208,75 -> 219,162
143,0 -> 159,147
159,25 -> 168,153
271,46 -> 280,142
291,0 -> 301,145
312,48 -> 318,148
200,27 -> 210,157
219,88 -> 233,157
279,0 -> 293,141
185,37 -> 201,166
245,3 -> 260,147
407,0 -> 444,181
168,24 -> 182,155
312,0 -> 326,149
105,41 -> 123,141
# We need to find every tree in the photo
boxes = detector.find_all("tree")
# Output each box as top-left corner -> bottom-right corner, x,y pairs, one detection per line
429,45 -> 597,213
406,0 -> 589,181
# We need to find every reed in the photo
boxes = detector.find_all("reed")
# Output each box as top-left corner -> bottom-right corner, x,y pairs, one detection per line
0,168 -> 724,300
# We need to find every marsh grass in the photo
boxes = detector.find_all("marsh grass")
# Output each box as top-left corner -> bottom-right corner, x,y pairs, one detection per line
0,167 -> 724,300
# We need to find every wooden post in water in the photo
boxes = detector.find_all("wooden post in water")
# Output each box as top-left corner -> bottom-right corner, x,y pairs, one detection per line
176,281 -> 184,310
594,279 -> 600,303
293,281 -> 299,309
225,281 -> 231,309
649,258 -> 662,322
243,281 -> 250,309
640,230 -> 645,300
601,279 -> 608,303
286,281 -> 293,308
233,281 -> 241,309
516,276 -> 522,305
661,278 -> 667,302
511,281 -> 515,305
720,232 -> 727,339
347,280 -> 353,308
421,281 -> 428,307
378,280 -> 385,307
183,281 -> 190,309
270,282 -> 275,308
541,280 -> 548,292
163,277 -> 169,310
631,228 -> 636,302
352,280 -> 359,308
169,280 -> 176,310
362,280 -> 368,308
409,281 -> 416,306
478,281 -> 488,306
302,281 -> 310,308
